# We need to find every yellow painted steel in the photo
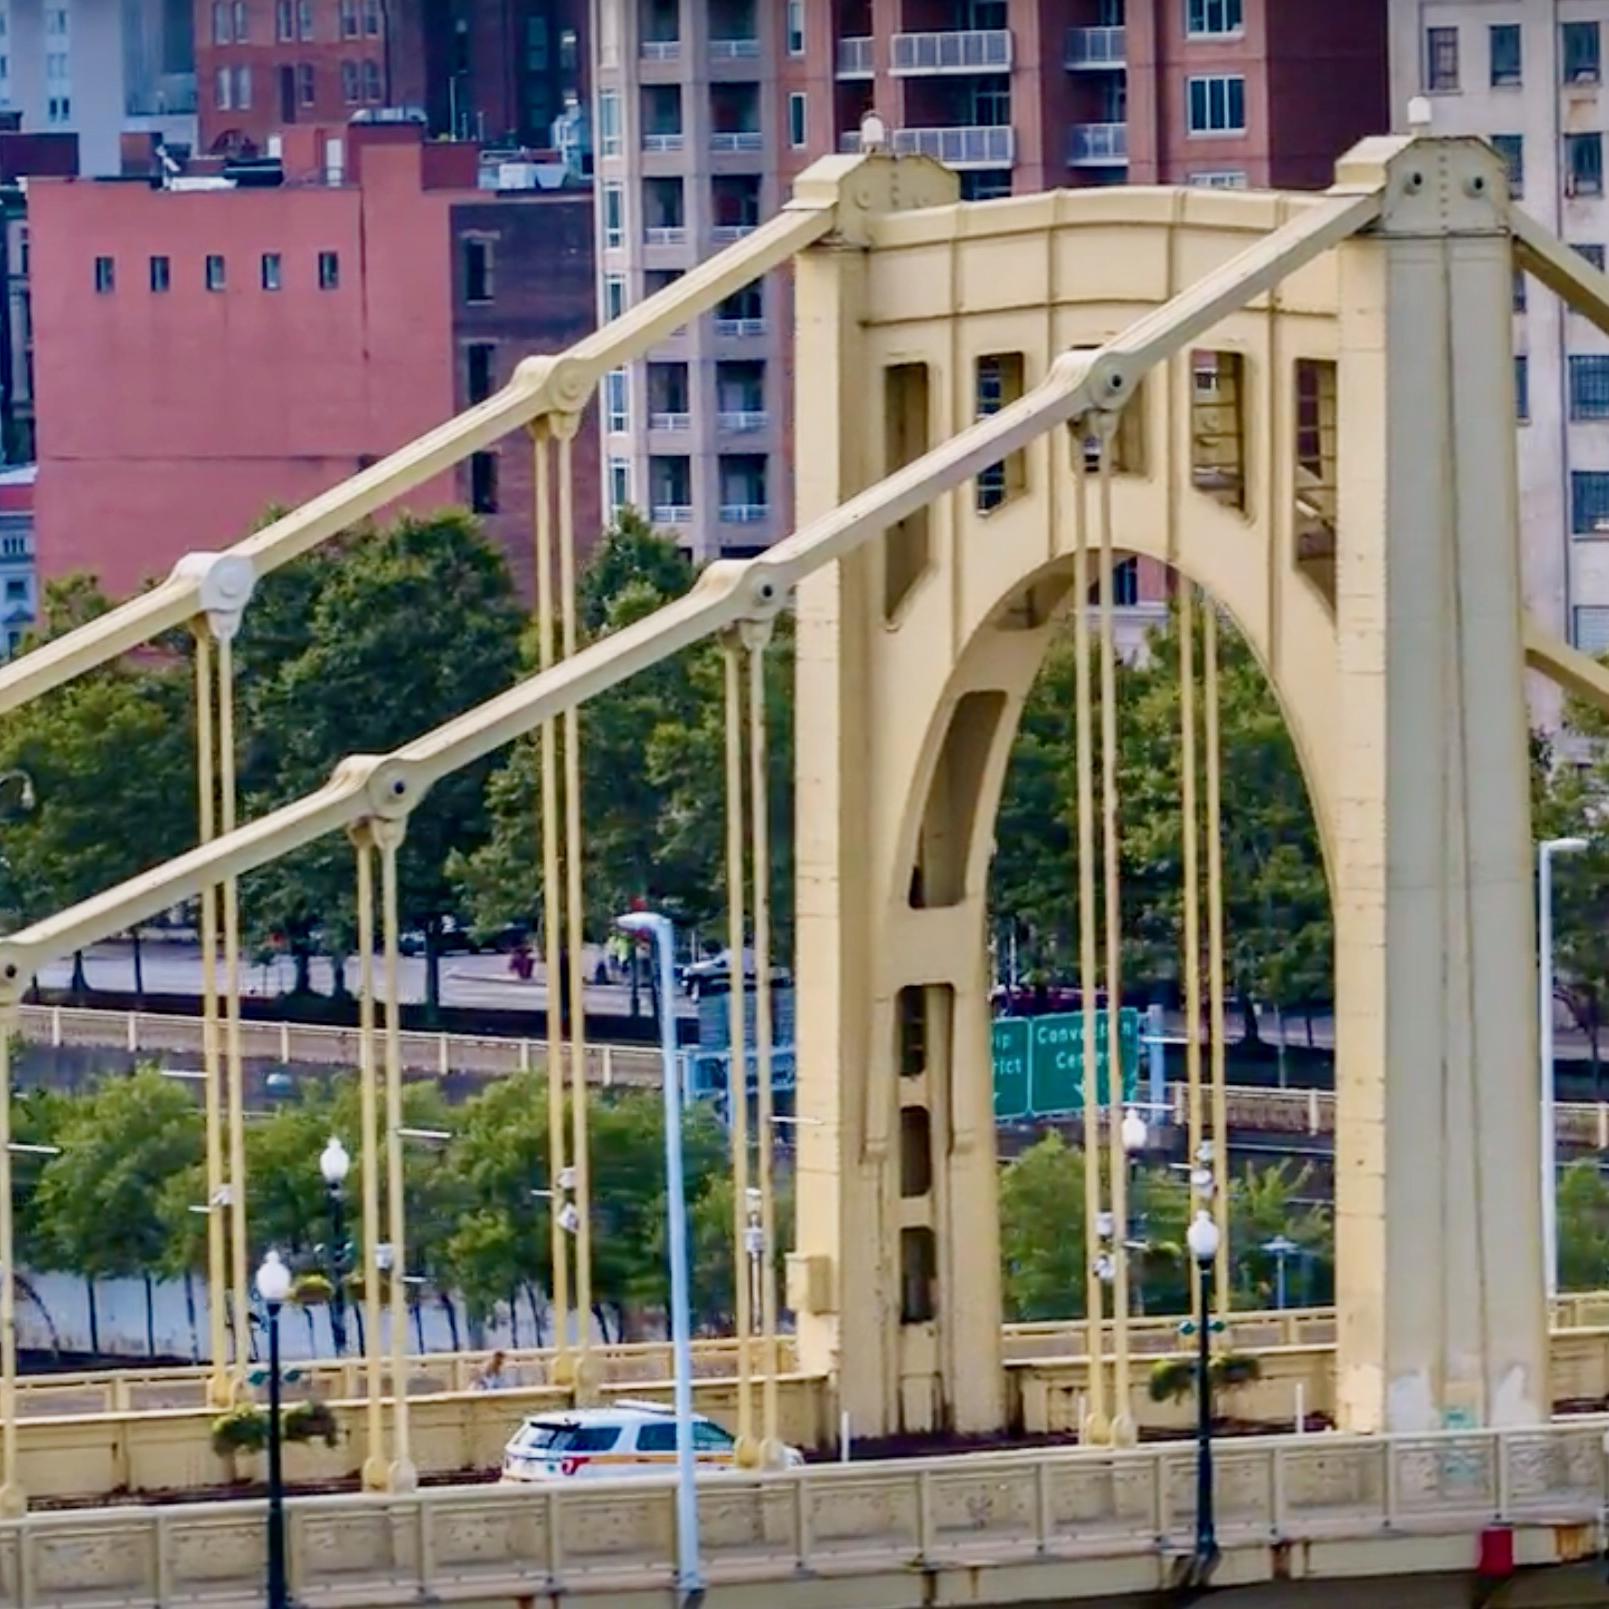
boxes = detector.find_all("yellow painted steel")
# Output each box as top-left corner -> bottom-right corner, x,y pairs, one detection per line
722,636 -> 755,1461
744,622 -> 782,1460
380,827 -> 415,1488
190,628 -> 231,1405
1179,583 -> 1204,1322
351,832 -> 387,1487
1070,434 -> 1108,1440
216,635 -> 251,1391
1203,606 -> 1231,1313
0,1013 -> 19,1513
555,421 -> 593,1390
1095,424 -> 1133,1436
531,424 -> 571,1371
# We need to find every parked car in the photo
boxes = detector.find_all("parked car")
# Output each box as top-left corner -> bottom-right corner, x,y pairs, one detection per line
499,1402 -> 803,1482
679,948 -> 793,1000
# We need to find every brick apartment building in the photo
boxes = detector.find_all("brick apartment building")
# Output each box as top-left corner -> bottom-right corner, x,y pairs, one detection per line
593,0 -> 1387,567
30,121 -> 596,599
195,0 -> 590,154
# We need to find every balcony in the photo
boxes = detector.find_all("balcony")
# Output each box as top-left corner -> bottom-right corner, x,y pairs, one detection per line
642,132 -> 684,152
649,412 -> 692,431
645,226 -> 688,245
719,409 -> 768,432
836,36 -> 874,77
890,29 -> 1012,75
1065,25 -> 1125,68
841,125 -> 1016,168
651,504 -> 693,524
640,39 -> 681,60
720,503 -> 770,523
1067,121 -> 1128,166
710,131 -> 764,153
710,36 -> 760,59
715,316 -> 766,337
712,224 -> 759,243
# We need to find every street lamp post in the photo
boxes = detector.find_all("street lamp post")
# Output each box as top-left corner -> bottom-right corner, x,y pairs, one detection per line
1185,1210 -> 1220,1585
617,910 -> 701,1606
1540,836 -> 1588,1302
319,1137 -> 351,1355
1120,1108 -> 1148,1313
1262,1234 -> 1299,1311
255,1248 -> 293,1609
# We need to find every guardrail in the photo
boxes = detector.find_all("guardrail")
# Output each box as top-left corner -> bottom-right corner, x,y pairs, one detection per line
8,1422 -> 1606,1603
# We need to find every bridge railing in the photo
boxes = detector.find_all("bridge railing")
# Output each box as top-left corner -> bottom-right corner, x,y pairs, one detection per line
5,1422 -> 1605,1603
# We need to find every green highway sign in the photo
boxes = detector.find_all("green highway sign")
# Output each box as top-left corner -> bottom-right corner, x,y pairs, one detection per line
992,1008 -> 1140,1120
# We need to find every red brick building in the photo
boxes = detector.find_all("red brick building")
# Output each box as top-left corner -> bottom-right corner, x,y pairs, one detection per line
30,122 -> 595,599
195,0 -> 590,155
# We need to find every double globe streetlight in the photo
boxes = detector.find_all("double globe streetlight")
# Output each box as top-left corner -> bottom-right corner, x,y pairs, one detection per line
254,1247 -> 294,1609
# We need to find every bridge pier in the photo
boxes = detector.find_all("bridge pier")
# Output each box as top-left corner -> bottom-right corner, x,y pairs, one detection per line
1332,137 -> 1546,1431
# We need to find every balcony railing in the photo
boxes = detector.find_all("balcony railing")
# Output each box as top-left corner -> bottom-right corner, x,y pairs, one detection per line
710,131 -> 764,153
640,38 -> 680,60
1066,121 -> 1128,165
1065,25 -> 1125,68
642,132 -> 684,152
644,225 -> 688,245
836,36 -> 874,77
709,37 -> 760,59
711,222 -> 759,242
720,502 -> 770,523
648,411 -> 692,431
890,29 -> 1012,74
714,316 -> 767,337
842,125 -> 1016,168
719,409 -> 768,432
650,503 -> 693,524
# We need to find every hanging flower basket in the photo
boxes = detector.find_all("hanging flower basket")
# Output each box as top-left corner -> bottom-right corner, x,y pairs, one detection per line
283,1399 -> 339,1448
291,1272 -> 335,1308
211,1405 -> 268,1457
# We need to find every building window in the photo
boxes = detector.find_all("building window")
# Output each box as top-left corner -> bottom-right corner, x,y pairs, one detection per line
1188,170 -> 1249,189
1568,133 -> 1604,196
1577,243 -> 1606,271
1186,0 -> 1242,37
211,0 -> 231,41
471,452 -> 499,513
233,0 -> 248,41
149,254 -> 170,292
1489,23 -> 1521,86
318,250 -> 340,289
45,50 -> 67,80
339,0 -> 357,36
463,237 -> 492,303
788,91 -> 807,149
466,342 -> 495,403
609,457 -> 631,511
975,353 -> 1025,512
363,0 -> 380,33
276,0 -> 292,39
1426,26 -> 1459,91
1186,75 -> 1245,135
1570,355 -> 1609,419
234,65 -> 251,109
45,5 -> 66,31
605,368 -> 629,432
215,65 -> 231,109
1564,21 -> 1601,84
1574,606 -> 1609,652
787,0 -> 804,54
1572,471 -> 1609,534
603,272 -> 626,321
298,62 -> 315,104
297,0 -> 312,36
47,96 -> 69,122
93,256 -> 114,294
261,252 -> 282,290
1515,354 -> 1529,421
598,88 -> 621,157
603,181 -> 624,250
362,59 -> 380,100
1514,268 -> 1527,311
1491,133 -> 1522,196
206,254 -> 226,291
341,59 -> 358,102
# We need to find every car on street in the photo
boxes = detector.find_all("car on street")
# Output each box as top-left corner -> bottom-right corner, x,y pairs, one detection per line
499,1402 -> 803,1482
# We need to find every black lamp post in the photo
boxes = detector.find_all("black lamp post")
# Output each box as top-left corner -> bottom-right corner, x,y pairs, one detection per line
1185,1209 -> 1221,1584
319,1137 -> 352,1355
256,1248 -> 293,1609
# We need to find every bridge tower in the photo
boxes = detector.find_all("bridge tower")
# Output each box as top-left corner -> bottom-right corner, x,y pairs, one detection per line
788,136 -> 1547,1437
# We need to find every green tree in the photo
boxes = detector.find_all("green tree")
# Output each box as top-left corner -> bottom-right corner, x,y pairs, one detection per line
1227,1161 -> 1332,1310
241,511 -> 523,1014
1558,1160 -> 1609,1292
35,1067 -> 202,1354
999,1133 -> 1088,1321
